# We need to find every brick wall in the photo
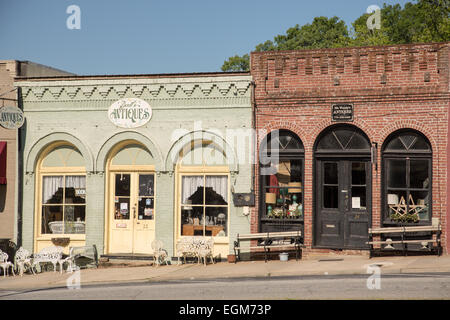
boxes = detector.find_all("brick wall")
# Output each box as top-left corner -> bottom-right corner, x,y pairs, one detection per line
250,42 -> 450,255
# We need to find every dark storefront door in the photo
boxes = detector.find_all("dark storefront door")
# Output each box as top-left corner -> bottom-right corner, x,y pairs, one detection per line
315,159 -> 371,249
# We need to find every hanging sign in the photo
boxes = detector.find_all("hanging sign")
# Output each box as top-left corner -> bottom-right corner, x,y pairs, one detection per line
108,98 -> 152,128
331,104 -> 353,122
0,106 -> 25,129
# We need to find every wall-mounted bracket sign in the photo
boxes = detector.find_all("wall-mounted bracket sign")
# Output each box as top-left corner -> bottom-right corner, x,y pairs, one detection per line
232,192 -> 255,206
108,98 -> 152,128
0,106 -> 25,129
331,104 -> 353,122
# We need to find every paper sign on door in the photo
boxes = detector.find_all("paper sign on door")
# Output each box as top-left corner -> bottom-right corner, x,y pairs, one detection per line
120,202 -> 128,214
352,197 -> 361,209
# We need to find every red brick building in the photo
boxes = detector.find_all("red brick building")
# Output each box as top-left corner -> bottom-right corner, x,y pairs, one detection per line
250,42 -> 450,256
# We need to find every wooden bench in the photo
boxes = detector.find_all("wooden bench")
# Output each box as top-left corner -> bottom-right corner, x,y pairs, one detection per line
233,231 -> 303,263
367,221 -> 442,258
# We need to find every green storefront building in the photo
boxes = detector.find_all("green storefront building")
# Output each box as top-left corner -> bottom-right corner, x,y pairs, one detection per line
15,72 -> 253,259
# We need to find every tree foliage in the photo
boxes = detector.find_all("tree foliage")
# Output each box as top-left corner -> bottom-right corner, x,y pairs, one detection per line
221,54 -> 249,72
221,0 -> 450,72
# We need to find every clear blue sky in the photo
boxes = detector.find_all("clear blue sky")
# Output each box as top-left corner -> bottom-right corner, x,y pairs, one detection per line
0,0 -> 411,75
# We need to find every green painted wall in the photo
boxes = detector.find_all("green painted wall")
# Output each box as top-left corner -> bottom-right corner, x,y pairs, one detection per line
17,75 -> 253,257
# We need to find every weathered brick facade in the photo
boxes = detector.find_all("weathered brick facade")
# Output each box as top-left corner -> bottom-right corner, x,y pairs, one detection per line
250,42 -> 450,256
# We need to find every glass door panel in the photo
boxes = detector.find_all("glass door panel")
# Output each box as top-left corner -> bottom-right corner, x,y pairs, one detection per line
138,174 -> 155,220
133,173 -> 156,254
114,174 -> 131,220
323,162 -> 339,209
351,162 -> 367,210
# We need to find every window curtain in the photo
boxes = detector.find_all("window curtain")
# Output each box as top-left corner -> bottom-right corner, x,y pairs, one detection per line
205,176 -> 228,203
65,175 -> 86,189
181,176 -> 204,204
42,176 -> 63,203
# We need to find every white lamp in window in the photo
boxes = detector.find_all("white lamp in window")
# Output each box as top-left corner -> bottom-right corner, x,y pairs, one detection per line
183,200 -> 193,211
387,194 -> 399,205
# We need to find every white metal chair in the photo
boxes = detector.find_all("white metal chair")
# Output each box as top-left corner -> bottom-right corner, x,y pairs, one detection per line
176,237 -> 215,266
151,240 -> 169,267
176,237 -> 197,265
0,250 -> 16,277
14,247 -> 35,276
195,237 -> 215,266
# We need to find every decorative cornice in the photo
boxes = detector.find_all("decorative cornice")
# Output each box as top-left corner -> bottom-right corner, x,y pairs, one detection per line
16,76 -> 252,102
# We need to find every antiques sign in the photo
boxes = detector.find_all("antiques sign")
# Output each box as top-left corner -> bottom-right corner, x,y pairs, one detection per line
331,104 -> 353,122
108,98 -> 152,128
0,106 -> 25,129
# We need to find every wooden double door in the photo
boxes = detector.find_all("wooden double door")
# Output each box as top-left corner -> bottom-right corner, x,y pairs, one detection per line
108,172 -> 156,254
315,159 -> 371,249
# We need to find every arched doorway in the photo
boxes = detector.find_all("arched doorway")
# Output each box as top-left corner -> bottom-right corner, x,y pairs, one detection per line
106,141 -> 156,254
314,124 -> 372,249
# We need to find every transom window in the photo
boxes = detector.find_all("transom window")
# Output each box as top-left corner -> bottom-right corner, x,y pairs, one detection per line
382,130 -> 432,224
261,129 -> 304,155
315,125 -> 371,152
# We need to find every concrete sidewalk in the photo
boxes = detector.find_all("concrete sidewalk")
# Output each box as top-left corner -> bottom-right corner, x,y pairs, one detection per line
1,254 -> 450,292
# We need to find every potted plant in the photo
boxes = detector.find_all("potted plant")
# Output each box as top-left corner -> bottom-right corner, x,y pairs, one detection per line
390,212 -> 419,223
227,254 -> 236,263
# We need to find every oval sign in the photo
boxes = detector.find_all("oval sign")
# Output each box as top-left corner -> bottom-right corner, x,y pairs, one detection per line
0,106 -> 25,129
108,98 -> 152,128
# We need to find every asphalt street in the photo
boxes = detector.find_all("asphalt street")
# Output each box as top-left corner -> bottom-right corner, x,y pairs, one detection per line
2,273 -> 450,300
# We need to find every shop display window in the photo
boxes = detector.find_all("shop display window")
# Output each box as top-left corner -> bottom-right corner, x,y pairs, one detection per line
41,175 -> 86,234
260,130 -> 304,223
180,175 -> 228,237
383,131 -> 432,224
263,159 -> 303,219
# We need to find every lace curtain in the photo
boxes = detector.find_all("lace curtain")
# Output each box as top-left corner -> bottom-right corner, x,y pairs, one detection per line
42,175 -> 86,203
181,176 -> 203,204
66,175 -> 86,190
181,175 -> 227,204
206,176 -> 228,203
42,176 -> 63,204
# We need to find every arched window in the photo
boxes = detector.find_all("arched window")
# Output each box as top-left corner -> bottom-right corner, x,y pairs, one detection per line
177,140 -> 229,239
259,130 -> 304,232
38,143 -> 86,236
382,130 -> 432,225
